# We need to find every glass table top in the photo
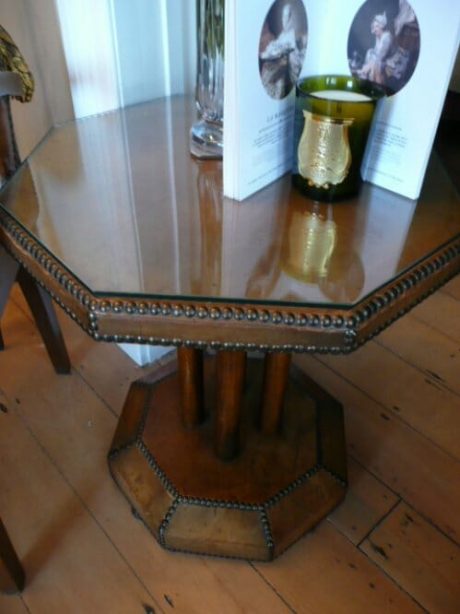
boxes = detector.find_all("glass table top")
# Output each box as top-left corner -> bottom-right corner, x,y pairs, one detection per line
1,95 -> 459,310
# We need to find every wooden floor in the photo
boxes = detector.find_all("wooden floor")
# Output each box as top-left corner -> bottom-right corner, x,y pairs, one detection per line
0,276 -> 459,614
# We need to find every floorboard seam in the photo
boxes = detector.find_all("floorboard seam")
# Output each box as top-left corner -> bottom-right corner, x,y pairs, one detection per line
250,563 -> 298,613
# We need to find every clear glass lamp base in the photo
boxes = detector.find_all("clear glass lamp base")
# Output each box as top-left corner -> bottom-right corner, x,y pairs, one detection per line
190,119 -> 223,159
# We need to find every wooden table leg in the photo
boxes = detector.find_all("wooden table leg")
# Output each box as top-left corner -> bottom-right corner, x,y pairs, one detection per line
259,352 -> 291,435
177,347 -> 204,428
214,350 -> 246,460
0,518 -> 25,594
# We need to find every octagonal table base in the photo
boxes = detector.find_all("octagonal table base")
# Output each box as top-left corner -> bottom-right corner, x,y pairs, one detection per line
108,350 -> 347,561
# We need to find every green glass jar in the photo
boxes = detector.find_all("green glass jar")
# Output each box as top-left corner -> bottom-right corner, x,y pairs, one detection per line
292,75 -> 388,202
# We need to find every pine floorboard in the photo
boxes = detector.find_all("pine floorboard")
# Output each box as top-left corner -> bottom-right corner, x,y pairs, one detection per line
0,280 -> 459,613
361,502 -> 460,613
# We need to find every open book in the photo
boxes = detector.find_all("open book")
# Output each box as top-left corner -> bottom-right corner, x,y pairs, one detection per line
223,0 -> 460,201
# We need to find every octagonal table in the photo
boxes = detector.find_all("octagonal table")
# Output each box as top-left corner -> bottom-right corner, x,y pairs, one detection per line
1,96 -> 459,560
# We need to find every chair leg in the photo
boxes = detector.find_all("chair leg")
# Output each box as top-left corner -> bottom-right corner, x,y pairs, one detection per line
0,246 -> 20,354
0,245 -> 71,373
0,517 -> 25,594
17,266 -> 71,374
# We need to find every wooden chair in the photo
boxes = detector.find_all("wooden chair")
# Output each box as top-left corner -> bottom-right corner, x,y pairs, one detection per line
0,70 -> 70,593
0,71 -> 71,373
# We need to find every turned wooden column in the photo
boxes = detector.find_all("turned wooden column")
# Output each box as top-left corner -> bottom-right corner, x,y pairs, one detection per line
214,351 -> 247,460
177,347 -> 205,428
259,352 -> 292,435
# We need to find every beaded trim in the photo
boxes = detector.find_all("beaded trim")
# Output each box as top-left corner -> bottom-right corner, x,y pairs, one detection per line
1,211 -> 460,354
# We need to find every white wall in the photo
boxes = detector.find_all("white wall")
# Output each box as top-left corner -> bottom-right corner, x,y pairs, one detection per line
111,0 -> 196,106
0,0 -> 73,158
1,0 -> 196,148
53,0 -> 196,118
54,0 -> 121,118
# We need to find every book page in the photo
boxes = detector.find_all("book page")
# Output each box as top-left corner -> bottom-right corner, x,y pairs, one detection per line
224,0 -> 308,200
360,1 -> 460,198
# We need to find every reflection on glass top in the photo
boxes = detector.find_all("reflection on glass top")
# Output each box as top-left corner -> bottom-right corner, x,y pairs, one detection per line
1,96 -> 459,308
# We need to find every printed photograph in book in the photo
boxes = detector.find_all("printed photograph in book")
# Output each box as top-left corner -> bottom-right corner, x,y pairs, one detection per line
258,0 -> 308,100
348,0 -> 421,94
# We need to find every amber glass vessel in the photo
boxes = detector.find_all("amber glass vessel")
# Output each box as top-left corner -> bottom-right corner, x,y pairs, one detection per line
292,75 -> 387,202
